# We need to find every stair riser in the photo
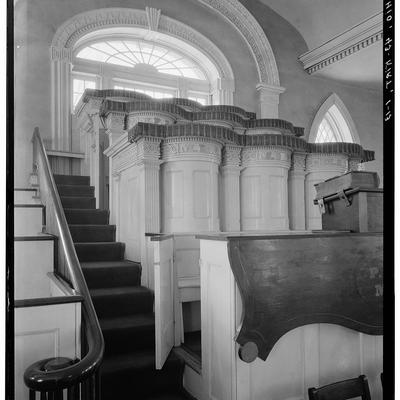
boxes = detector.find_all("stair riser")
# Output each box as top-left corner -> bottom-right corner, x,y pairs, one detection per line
14,239 -> 55,299
14,189 -> 39,205
70,226 -> 116,242
92,293 -> 153,318
75,243 -> 125,262
64,210 -> 109,225
83,267 -> 141,289
61,197 -> 96,209
14,207 -> 44,236
54,175 -> 90,186
57,185 -> 94,197
103,328 -> 155,355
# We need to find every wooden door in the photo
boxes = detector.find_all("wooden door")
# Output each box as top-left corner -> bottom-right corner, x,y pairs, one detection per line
153,237 -> 175,369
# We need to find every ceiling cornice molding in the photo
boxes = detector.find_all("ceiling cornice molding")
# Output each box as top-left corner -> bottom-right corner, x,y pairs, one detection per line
298,11 -> 382,75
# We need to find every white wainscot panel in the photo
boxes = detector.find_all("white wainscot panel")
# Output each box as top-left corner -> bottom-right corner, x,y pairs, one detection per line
15,302 -> 81,400
269,175 -> 285,218
119,168 -> 141,261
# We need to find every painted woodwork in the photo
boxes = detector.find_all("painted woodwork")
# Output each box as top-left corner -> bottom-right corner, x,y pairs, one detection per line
227,233 -> 383,362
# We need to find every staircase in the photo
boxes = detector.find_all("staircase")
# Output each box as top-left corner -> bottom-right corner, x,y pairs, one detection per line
54,174 -> 192,400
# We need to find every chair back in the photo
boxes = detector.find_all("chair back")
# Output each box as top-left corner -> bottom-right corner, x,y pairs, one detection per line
308,375 -> 371,400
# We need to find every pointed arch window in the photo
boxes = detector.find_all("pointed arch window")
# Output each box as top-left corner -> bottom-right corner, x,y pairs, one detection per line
309,94 -> 360,144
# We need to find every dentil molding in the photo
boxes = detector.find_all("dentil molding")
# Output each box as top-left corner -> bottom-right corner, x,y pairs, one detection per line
299,12 -> 383,74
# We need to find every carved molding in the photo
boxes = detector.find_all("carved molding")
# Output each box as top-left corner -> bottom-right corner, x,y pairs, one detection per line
290,152 -> 307,172
242,146 -> 291,168
299,12 -> 383,74
348,157 -> 362,172
306,153 -> 348,173
136,137 -> 162,162
222,145 -> 242,167
198,0 -> 280,85
145,7 -> 161,31
162,138 -> 222,163
127,113 -> 176,130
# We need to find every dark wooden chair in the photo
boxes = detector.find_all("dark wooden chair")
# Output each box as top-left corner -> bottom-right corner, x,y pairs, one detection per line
308,375 -> 372,400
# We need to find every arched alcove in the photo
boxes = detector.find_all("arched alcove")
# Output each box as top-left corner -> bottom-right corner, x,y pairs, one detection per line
50,7 -> 236,150
308,93 -> 360,144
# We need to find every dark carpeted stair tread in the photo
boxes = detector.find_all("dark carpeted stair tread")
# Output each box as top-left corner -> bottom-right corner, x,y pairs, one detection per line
100,313 -> 155,333
64,208 -> 109,224
53,174 -> 90,186
69,224 -> 116,242
101,350 -> 181,375
75,242 -> 125,262
100,313 -> 155,354
81,260 -> 141,288
56,184 -> 94,197
90,286 -> 153,317
60,196 -> 96,209
81,260 -> 141,270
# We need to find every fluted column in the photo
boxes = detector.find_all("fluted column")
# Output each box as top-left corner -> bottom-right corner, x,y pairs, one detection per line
305,153 -> 348,230
240,146 -> 291,230
220,145 -> 242,231
51,47 -> 72,151
137,138 -> 163,233
288,152 -> 307,230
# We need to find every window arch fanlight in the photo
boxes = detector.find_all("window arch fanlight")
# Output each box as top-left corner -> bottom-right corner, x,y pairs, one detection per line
308,93 -> 360,144
50,7 -> 237,151
76,39 -> 207,80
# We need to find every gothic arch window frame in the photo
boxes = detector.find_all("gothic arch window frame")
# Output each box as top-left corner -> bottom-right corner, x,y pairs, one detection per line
308,93 -> 361,144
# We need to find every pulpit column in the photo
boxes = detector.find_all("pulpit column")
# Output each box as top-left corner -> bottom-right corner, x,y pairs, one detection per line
305,153 -> 348,230
288,152 -> 307,230
220,145 -> 242,231
240,146 -> 291,230
161,138 -> 222,232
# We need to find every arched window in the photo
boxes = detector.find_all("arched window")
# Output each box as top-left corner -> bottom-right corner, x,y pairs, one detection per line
72,37 -> 213,109
309,93 -> 360,144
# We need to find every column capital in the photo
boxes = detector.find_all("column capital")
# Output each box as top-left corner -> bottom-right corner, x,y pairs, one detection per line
290,152 -> 307,174
50,46 -> 73,62
137,137 -> 162,164
347,157 -> 362,172
221,145 -> 242,168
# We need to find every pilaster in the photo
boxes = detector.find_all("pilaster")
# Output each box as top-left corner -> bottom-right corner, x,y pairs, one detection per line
256,83 -> 286,118
288,152 -> 307,230
241,146 -> 291,231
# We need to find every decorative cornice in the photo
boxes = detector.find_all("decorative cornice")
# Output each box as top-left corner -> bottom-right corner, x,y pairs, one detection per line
198,0 -> 280,85
299,12 -> 383,74
241,146 -> 291,169
161,138 -> 222,163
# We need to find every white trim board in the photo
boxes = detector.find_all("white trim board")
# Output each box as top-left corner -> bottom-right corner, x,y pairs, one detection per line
298,11 -> 383,74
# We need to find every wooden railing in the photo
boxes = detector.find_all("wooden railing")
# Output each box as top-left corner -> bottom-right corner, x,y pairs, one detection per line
24,128 -> 104,399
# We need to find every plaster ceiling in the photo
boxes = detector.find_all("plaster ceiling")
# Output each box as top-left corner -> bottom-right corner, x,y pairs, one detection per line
259,0 -> 383,90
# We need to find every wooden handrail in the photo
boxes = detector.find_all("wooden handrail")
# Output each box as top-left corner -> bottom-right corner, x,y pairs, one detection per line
24,128 -> 104,393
